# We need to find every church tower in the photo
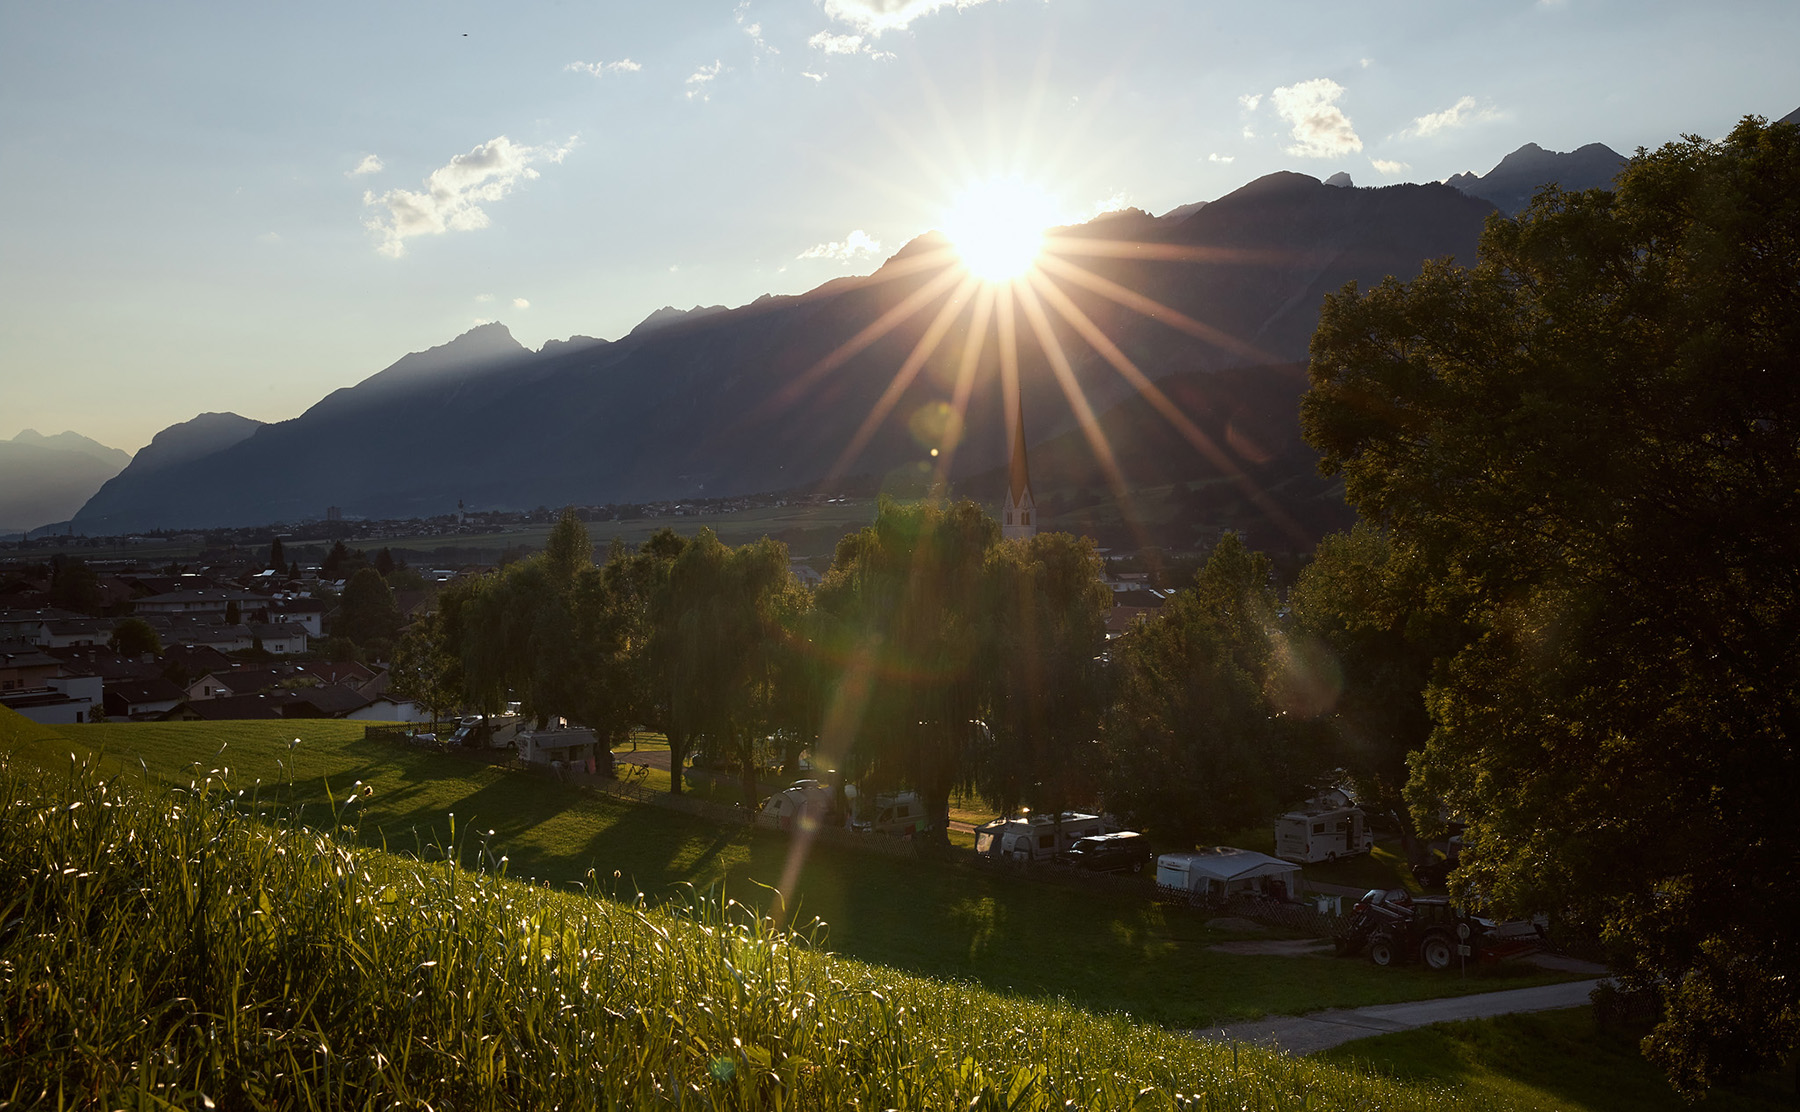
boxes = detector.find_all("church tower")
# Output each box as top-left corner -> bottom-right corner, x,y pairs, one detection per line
1001,396 -> 1037,541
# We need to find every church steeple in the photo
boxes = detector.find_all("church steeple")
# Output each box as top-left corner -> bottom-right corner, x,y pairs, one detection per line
1002,394 -> 1036,541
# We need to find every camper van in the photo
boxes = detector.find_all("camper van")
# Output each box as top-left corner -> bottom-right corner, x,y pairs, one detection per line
973,812 -> 1109,862
848,789 -> 924,837
1274,790 -> 1373,863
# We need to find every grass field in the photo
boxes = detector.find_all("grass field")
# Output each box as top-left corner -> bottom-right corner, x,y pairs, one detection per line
1319,1007 -> 1796,1111
23,717 -> 1574,1034
3,737 -> 1515,1109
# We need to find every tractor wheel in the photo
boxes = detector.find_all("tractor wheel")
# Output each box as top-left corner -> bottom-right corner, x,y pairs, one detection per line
1367,933 -> 1397,967
1421,935 -> 1454,971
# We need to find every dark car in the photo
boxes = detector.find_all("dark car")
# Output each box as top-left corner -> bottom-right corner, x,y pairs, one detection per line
1059,831 -> 1151,874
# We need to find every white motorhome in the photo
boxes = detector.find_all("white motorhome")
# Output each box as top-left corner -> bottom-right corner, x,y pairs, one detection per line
1156,846 -> 1300,902
847,788 -> 924,837
973,812 -> 1109,862
1275,790 -> 1373,863
760,780 -> 841,831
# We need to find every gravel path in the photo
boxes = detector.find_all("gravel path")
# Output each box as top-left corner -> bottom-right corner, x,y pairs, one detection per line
1196,978 -> 1605,1054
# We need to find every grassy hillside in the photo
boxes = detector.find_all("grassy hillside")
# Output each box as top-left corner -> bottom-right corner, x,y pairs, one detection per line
0,736 -> 1513,1110
20,717 -> 1568,1034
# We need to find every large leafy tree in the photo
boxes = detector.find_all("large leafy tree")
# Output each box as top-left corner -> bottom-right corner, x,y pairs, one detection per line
1104,533 -> 1327,844
816,499 -> 999,841
978,530 -> 1113,820
1301,117 -> 1800,1088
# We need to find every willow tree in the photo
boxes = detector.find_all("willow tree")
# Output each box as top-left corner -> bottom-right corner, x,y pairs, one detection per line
816,498 -> 999,841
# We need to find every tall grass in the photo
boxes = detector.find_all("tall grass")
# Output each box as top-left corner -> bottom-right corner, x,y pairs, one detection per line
0,750 -> 1511,1110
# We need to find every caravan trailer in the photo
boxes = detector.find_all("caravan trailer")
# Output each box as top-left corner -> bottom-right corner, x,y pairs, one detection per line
1275,791 -> 1373,863
973,812 -> 1109,862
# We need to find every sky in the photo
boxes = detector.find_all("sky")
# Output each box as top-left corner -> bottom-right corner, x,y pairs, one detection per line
2,0 -> 1796,456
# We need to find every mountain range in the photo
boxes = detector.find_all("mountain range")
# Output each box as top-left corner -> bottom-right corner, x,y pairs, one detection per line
0,430 -> 132,537
51,137 -> 1648,545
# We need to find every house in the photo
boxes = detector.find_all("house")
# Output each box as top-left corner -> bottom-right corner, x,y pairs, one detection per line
249,622 -> 310,654
0,643 -> 64,693
168,624 -> 256,653
0,608 -> 85,642
184,663 -> 315,701
160,643 -> 235,683
267,601 -> 323,637
283,683 -> 371,718
103,677 -> 188,720
1105,588 -> 1168,640
36,618 -> 114,648
0,667 -> 103,725
307,660 -> 377,687
134,588 -> 262,619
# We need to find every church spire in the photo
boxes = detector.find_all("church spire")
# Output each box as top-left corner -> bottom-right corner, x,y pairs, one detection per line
1002,392 -> 1036,541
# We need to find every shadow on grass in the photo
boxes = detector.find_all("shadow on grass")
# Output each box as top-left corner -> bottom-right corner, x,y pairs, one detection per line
1317,1008 -> 1798,1112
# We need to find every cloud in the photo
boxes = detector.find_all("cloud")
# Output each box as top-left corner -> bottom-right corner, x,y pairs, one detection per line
1271,78 -> 1362,158
799,229 -> 883,261
807,29 -> 895,60
1208,153 -> 1235,163
1242,126 -> 1256,140
821,0 -> 997,35
1369,158 -> 1411,175
809,30 -> 866,53
363,135 -> 574,258
566,58 -> 642,77
475,293 -> 495,302
1237,93 -> 1262,112
349,154 -> 383,177
512,297 -> 531,310
1360,57 -> 1373,68
256,231 -> 282,244
686,60 -> 724,100
736,1 -> 778,54
802,70 -> 826,82
1403,95 -> 1497,138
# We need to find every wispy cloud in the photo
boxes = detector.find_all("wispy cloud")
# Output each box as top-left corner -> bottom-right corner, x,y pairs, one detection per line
1208,153 -> 1235,163
566,58 -> 642,77
363,135 -> 574,258
802,70 -> 826,82
686,60 -> 724,101
807,29 -> 895,60
512,297 -> 531,310
1271,78 -> 1362,158
1403,95 -> 1497,138
736,2 -> 778,55
1237,93 -> 1262,112
1370,158 -> 1411,175
799,229 -> 883,261
821,0 -> 998,35
348,154 -> 383,177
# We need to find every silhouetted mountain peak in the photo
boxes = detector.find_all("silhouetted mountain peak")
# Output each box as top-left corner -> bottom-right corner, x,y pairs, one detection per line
1447,141 -> 1627,214
129,412 -> 264,475
10,428 -> 131,466
630,305 -> 728,337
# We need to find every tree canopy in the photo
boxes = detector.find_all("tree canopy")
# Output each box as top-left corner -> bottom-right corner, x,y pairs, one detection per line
1301,116 -> 1800,1088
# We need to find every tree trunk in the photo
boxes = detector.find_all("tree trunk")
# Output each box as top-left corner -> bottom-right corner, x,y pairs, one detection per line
668,727 -> 689,795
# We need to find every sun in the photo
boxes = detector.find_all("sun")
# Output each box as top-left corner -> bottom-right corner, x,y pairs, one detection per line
941,177 -> 1060,283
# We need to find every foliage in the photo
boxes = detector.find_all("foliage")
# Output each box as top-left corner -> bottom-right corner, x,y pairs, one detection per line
816,499 -> 1000,839
1301,116 -> 1800,1087
978,530 -> 1113,817
48,553 -> 102,614
0,747 -> 1525,1112
109,616 -> 163,658
1287,523 -> 1475,835
1105,534 -> 1332,844
267,534 -> 285,571
389,610 -> 458,732
335,566 -> 402,649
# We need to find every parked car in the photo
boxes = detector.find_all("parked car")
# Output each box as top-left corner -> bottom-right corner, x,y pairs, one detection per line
1059,830 -> 1151,873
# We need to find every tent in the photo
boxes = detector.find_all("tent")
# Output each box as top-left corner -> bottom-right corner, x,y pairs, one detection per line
1156,846 -> 1300,900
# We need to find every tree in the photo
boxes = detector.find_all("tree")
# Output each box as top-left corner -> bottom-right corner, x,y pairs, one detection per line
1103,533 -> 1329,844
48,556 -> 101,615
268,536 -> 285,572
375,547 -> 396,577
1300,117 -> 1800,1089
336,567 -> 402,650
978,530 -> 1112,821
816,499 -> 1000,841
390,611 -> 458,737
1287,523 -> 1476,840
110,617 -> 162,659
224,600 -> 240,626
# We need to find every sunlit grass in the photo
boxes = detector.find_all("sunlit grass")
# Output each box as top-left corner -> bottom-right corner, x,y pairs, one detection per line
18,716 -> 1576,1033
0,744 -> 1526,1110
